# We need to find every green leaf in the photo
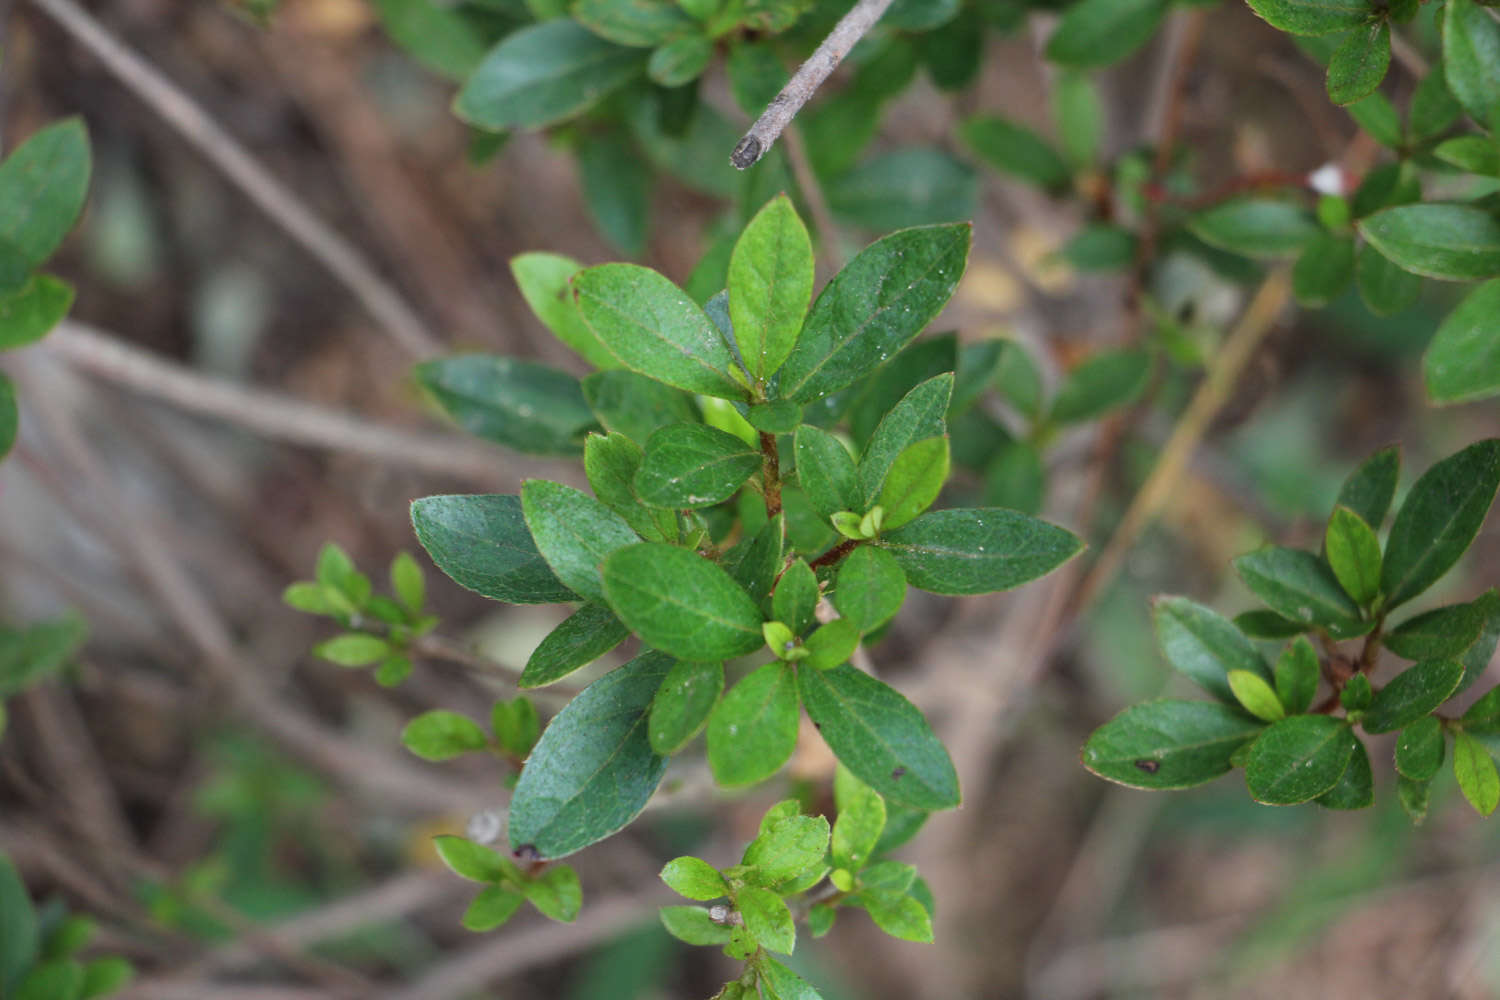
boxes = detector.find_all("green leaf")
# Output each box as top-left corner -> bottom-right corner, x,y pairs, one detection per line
390,552 -> 424,614
832,766 -> 886,872
1453,728 -> 1500,816
491,697 -> 541,757
1187,198 -> 1319,259
434,835 -> 522,883
1061,225 -> 1137,273
573,0 -> 694,46
521,480 -> 640,605
1233,546 -> 1368,639
737,885 -> 795,954
520,603 -> 631,688
462,884 -> 525,931
1433,136 -> 1500,177
803,618 -> 860,671
846,334 -> 957,444
747,400 -> 802,434
991,339 -> 1044,420
0,119 -> 91,282
313,633 -> 389,667
634,423 -> 761,509
648,34 -> 712,87
0,615 -> 87,698
1325,21 -> 1390,105
649,658 -> 723,754
1335,444 -> 1399,529
401,710 -> 489,761
776,224 -> 971,403
1356,240 -> 1423,316
78,956 -> 131,998
773,559 -> 819,636
1228,669 -> 1286,722
885,0 -> 961,29
959,116 -> 1070,192
1044,0 -> 1168,68
370,0 -> 487,81
411,494 -> 576,605
415,355 -> 595,457
726,515 -> 785,609
1398,773 -> 1431,823
1245,0 -> 1370,34
578,131 -> 651,256
13,960 -> 83,1000
1292,232 -> 1355,307
1395,715 -> 1444,781
0,854 -> 37,993
857,374 -> 953,510
455,21 -> 645,130
825,148 -> 978,232
706,662 -> 799,787
1342,672 -> 1374,711
1386,598 -> 1492,660
982,439 -> 1045,515
603,543 -> 765,660
1381,439 -> 1500,608
0,274 -> 74,350
660,905 -> 733,945
799,664 -> 959,810
743,814 -> 830,884
1274,636 -> 1320,715
881,507 -> 1083,595
1325,506 -> 1381,606
0,372 -> 13,460
756,956 -> 824,999
1082,699 -> 1265,790
876,437 -> 949,531
727,41 -> 788,116
1235,609 -> 1309,639
1362,659 -> 1464,734
1153,596 -> 1273,703
508,651 -> 672,859
1409,65 -> 1462,142
1425,279 -> 1500,405
1348,92 -> 1403,148
1315,735 -> 1374,809
661,856 -> 729,900
1048,347 -> 1151,425
1357,204 -> 1500,281
585,432 -> 674,541
859,890 -> 933,943
833,545 -> 907,635
1052,71 -> 1103,168
585,371 -> 701,444
729,194 -> 814,384
793,425 -> 860,519
1443,0 -> 1500,130
575,263 -> 748,400
1244,715 -> 1357,805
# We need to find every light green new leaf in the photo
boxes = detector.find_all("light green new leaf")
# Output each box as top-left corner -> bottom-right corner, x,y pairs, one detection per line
881,507 -> 1083,595
0,614 -> 87,698
522,480 -> 640,605
401,710 -> 489,761
1244,715 -> 1357,805
463,885 -> 525,932
508,652 -> 672,858
0,118 -> 92,283
1228,670 -> 1285,722
707,662 -> 799,787
433,834 -> 522,883
1233,546 -> 1368,639
634,423 -> 761,509
603,543 -> 765,661
660,856 -> 729,901
314,633 -> 389,667
1357,204 -> 1500,281
520,603 -> 631,688
415,355 -> 596,457
648,658 -> 723,754
0,274 -> 74,350
455,21 -> 645,130
1425,280 -> 1500,405
832,766 -> 886,872
1454,728 -> 1499,816
659,905 -> 733,946
877,437 -> 949,531
1443,0 -> 1500,129
1246,0 -> 1370,35
412,494 -> 577,605
1153,595 -> 1273,703
1187,199 -> 1319,259
1326,21 -> 1390,105
1049,347 -> 1152,425
511,253 -> 620,369
1081,699 -> 1265,790
743,814 -> 830,885
803,619 -> 860,671
1325,506 -> 1381,606
1044,0 -> 1168,68
1362,659 -> 1465,733
1381,439 -> 1500,608
491,697 -> 540,758
756,956 -> 823,999
729,194 -> 814,383
574,263 -> 748,400
523,863 -> 582,922
1433,136 -> 1500,177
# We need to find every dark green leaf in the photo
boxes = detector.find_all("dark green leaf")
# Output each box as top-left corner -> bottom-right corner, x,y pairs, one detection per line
885,0 -> 961,29
13,960 -> 83,1000
634,423 -> 761,509
1341,672 -> 1373,711
881,507 -> 1083,595
1081,699 -> 1265,790
573,0 -> 694,45
584,369 -> 699,442
1244,715 -> 1357,805
648,34 -> 712,87
1348,92 -> 1403,147
707,662 -> 799,787
520,603 -> 631,687
402,710 -> 489,761
1274,636 -> 1320,715
1187,199 -> 1319,259
1356,240 -> 1423,315
950,340 -> 1005,416
799,664 -> 960,810
1425,279 -> 1500,405
0,119 -> 91,281
1443,0 -> 1500,130
603,543 -> 764,660
0,615 -> 87,698
415,355 -> 595,456
509,652 -> 671,858
1409,65 -> 1462,142
959,116 -> 1070,192
743,814 -> 830,884
992,340 -> 1045,420
1234,609 -> 1309,639
1326,21 -> 1390,105
660,856 -> 728,900
1246,0 -> 1370,34
1458,591 -> 1500,693
1357,204 -> 1500,281
1386,599 -> 1490,660
1381,439 -> 1500,608
727,41 -> 787,117
79,956 -> 131,998
1464,684 -> 1500,733
649,658 -> 723,754
660,905 -> 733,945
1233,546 -> 1367,639
1325,506 -> 1381,605
578,131 -> 651,256
1048,347 -> 1152,425
522,480 -> 640,605
729,194 -> 813,385
0,854 -> 37,992
772,558 -> 819,636
856,374 -> 953,509
833,545 -> 907,635
776,224 -> 971,403
0,274 -> 74,350
746,400 -> 802,434
1315,735 -> 1373,809
371,0 -> 487,81
826,149 -> 978,231
737,885 -> 795,954
1153,596 -> 1273,703
463,884 -> 525,931
725,515 -> 785,609
584,432 -> 675,542
1335,444 -> 1399,529
921,3 -> 984,90
511,253 -> 620,370
1044,0 -> 1168,68
0,372 -> 13,460
455,21 -> 645,130
1061,225 -> 1138,272
1395,715 -> 1444,781
793,425 -> 860,519
1362,658 -> 1464,733
1453,728 -> 1499,816
1292,232 -> 1355,307
982,439 -> 1045,515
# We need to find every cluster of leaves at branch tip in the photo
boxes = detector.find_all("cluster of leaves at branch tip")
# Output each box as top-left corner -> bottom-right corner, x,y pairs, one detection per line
1084,440 -> 1500,820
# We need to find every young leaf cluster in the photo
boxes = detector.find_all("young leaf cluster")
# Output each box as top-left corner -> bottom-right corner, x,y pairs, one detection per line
0,852 -> 134,999
432,834 -> 582,932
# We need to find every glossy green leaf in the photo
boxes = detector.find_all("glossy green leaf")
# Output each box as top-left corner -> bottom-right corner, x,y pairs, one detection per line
1235,609 -> 1309,639
1187,199 -> 1319,259
415,355 -> 595,456
959,116 -> 1070,192
1443,0 -> 1500,129
603,543 -> 764,660
1228,669 -> 1285,722
1045,0 -> 1168,68
1244,715 -> 1357,805
725,515 -> 784,609
1326,21 -> 1390,105
508,651 -> 671,858
737,885 -> 795,954
583,369 -> 698,443
573,0 -> 694,46
707,662 -> 799,787
1387,599 -> 1491,661
401,710 -> 489,761
584,432 -> 674,542
857,374 -> 953,510
1314,735 -> 1373,809
1453,728 -> 1499,816
793,425 -> 860,519
728,194 -> 813,384
0,119 -> 91,283
575,263 -> 748,400
743,814 -> 830,884
522,480 -> 640,605
1395,715 -> 1444,781
1049,347 -> 1151,425
520,603 -> 631,688
1463,685 -> 1500,732
659,905 -> 733,946
777,224 -> 971,403
634,423 -> 761,509
314,633 -> 389,667
1292,232 -> 1355,307
826,148 -> 978,232
799,664 -> 960,810
1357,204 -> 1500,281
877,437 -> 949,531
1356,240 -> 1422,316
1245,0 -> 1370,34
1275,636 -> 1320,715
1362,658 -> 1464,733
1081,699 -> 1265,790
803,618 -> 860,671
0,274 -> 74,350
882,507 -> 1083,595
371,0 -> 487,81
463,884 -> 526,931
455,21 -> 645,130
833,545 -> 906,635
1233,546 -> 1367,639
660,856 -> 729,900
1381,439 -> 1500,608
1325,506 -> 1381,605
1425,280 -> 1500,405
434,835 -> 522,883
1153,596 -> 1272,703
832,766 -> 886,872
649,658 -> 723,753
1335,444 -> 1399,529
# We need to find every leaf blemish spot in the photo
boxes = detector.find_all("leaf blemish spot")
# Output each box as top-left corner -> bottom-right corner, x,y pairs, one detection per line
1134,759 -> 1160,773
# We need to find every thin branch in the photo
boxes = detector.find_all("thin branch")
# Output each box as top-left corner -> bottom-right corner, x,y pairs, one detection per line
28,0 -> 441,359
730,0 -> 897,169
